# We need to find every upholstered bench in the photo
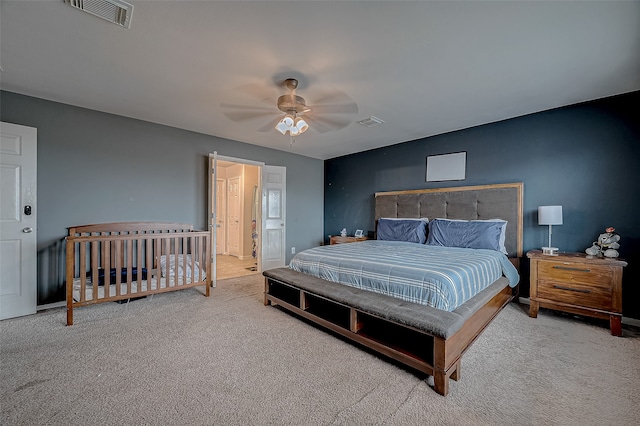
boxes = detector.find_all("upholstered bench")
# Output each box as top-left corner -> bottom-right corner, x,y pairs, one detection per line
263,267 -> 513,396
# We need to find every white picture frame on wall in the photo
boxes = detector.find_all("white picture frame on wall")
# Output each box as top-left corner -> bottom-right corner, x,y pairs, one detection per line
426,151 -> 466,182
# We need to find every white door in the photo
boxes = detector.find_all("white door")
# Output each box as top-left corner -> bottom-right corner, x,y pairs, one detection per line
227,176 -> 241,256
215,178 -> 227,254
261,165 -> 286,271
0,122 -> 37,320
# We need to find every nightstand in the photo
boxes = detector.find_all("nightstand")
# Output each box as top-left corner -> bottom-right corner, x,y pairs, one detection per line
526,250 -> 627,336
329,235 -> 368,245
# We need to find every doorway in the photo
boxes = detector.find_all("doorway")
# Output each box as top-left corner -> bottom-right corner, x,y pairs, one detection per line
209,154 -> 287,287
213,159 -> 260,280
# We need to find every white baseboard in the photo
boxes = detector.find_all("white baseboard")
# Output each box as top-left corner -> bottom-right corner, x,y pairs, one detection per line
518,297 -> 640,327
37,301 -> 66,311
623,316 -> 640,328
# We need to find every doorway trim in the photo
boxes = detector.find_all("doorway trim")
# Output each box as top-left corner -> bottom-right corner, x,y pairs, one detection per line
209,153 -> 265,287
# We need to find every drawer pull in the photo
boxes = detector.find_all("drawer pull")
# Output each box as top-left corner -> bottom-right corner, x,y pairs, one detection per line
553,285 -> 591,294
552,266 -> 590,273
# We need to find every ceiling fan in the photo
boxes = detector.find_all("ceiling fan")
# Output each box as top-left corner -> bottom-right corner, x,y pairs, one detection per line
220,77 -> 358,138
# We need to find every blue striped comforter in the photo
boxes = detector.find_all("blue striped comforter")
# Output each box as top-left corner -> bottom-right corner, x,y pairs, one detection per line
288,240 -> 519,311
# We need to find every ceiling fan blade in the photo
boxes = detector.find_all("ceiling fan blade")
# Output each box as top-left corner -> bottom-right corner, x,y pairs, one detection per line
256,117 -> 281,133
307,102 -> 359,115
304,115 -> 352,133
220,102 -> 275,112
233,83 -> 277,103
223,110 -> 278,123
309,88 -> 355,103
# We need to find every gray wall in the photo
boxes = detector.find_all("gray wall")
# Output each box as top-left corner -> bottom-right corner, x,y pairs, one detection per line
1,91 -> 324,305
325,91 -> 640,319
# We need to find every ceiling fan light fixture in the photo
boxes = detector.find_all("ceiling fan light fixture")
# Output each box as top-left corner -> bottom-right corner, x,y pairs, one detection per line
275,113 -> 308,136
295,117 -> 309,134
282,114 -> 294,127
275,120 -> 289,135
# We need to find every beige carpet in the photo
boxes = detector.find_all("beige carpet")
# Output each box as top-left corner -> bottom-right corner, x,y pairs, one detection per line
1,274 -> 639,425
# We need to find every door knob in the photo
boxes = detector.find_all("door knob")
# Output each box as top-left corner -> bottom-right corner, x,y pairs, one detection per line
22,227 -> 33,233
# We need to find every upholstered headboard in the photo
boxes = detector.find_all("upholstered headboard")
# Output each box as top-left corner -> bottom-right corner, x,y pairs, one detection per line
375,183 -> 523,258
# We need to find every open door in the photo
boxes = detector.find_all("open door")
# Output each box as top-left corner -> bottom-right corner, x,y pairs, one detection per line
261,165 -> 286,271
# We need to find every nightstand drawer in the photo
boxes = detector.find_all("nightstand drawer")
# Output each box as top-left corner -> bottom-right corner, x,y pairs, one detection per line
537,279 -> 614,311
537,262 -> 613,289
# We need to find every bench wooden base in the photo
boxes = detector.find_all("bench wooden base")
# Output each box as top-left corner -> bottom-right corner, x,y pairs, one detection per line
264,274 -> 514,396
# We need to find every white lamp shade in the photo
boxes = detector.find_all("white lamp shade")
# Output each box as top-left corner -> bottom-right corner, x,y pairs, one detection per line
295,118 -> 308,133
275,120 -> 289,135
282,114 -> 294,127
538,205 -> 563,225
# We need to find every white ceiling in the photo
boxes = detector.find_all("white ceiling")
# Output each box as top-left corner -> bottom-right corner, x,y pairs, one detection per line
2,1 -> 639,160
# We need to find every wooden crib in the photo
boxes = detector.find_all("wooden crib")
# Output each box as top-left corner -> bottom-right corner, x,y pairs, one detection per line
65,222 -> 211,325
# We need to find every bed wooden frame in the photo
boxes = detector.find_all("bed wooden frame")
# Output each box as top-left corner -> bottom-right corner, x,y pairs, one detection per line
263,183 -> 523,396
66,222 -> 211,325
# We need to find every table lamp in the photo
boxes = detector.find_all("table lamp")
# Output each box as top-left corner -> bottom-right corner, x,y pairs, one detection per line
538,205 -> 563,255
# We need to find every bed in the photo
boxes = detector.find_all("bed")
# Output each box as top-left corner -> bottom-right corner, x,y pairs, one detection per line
263,183 -> 523,396
65,222 -> 211,325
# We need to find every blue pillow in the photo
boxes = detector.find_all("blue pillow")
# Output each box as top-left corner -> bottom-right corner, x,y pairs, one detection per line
426,219 -> 506,252
377,218 -> 428,244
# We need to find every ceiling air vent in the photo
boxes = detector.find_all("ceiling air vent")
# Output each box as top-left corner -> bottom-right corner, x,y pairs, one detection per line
357,116 -> 385,128
65,0 -> 134,29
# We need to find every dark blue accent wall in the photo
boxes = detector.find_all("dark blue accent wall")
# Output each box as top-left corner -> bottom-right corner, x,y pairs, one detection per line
325,91 -> 640,319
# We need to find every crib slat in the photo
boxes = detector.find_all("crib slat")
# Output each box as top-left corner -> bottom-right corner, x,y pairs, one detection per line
202,235 -> 208,283
167,234 -> 172,286
146,238 -> 151,291
115,239 -> 122,297
126,238 -> 133,295
91,241 -> 98,301
103,241 -> 111,299
96,240 -> 103,300
79,242 -> 87,302
175,236 -> 180,286
179,236 -> 185,285
155,237 -> 161,286
137,238 -> 144,294
189,236 -> 202,283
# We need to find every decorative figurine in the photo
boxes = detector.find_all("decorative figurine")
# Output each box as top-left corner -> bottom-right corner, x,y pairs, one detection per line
340,228 -> 347,237
585,227 -> 621,258
585,243 -> 601,256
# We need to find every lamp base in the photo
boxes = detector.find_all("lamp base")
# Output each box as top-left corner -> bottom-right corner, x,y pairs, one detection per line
542,247 -> 559,255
